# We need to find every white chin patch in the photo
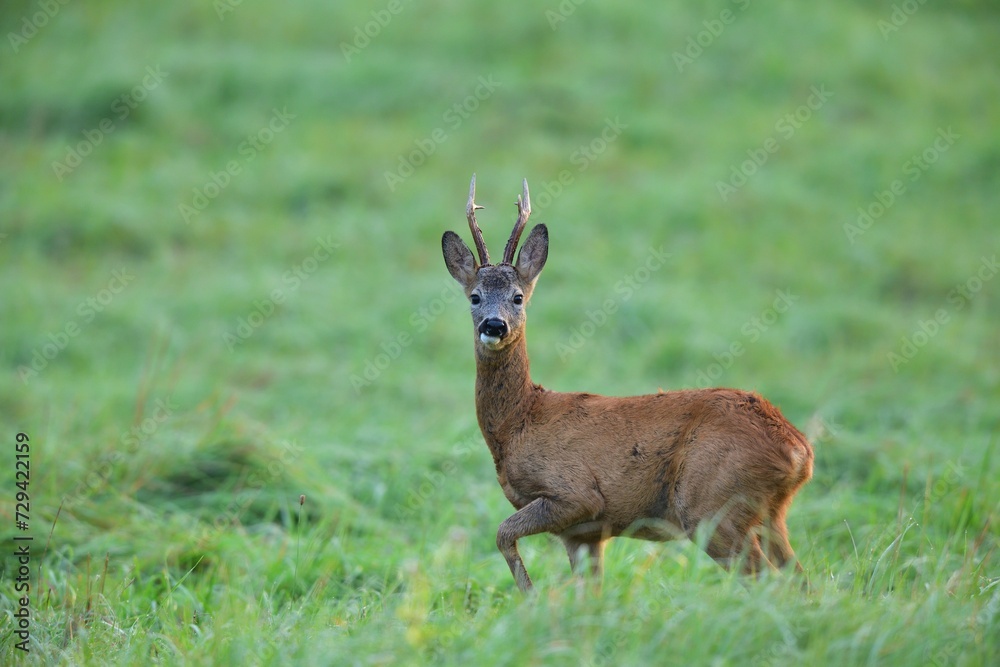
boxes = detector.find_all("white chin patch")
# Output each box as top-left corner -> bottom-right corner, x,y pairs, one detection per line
479,333 -> 502,348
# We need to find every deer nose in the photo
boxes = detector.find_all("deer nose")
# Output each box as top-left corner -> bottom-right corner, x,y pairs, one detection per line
479,318 -> 508,339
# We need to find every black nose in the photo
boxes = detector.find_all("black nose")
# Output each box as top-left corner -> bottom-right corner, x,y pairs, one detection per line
479,318 -> 508,338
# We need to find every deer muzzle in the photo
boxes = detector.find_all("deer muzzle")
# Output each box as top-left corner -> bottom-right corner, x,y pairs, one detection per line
478,318 -> 508,346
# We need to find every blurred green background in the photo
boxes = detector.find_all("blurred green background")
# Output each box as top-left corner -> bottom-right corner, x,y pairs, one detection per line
1,0 -> 998,664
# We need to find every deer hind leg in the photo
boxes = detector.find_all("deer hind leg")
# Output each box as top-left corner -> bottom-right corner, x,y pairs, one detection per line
701,502 -> 774,575
497,496 -> 600,592
763,501 -> 811,593
762,502 -> 799,571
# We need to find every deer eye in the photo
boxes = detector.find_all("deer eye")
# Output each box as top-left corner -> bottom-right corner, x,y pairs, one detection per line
470,294 -> 481,305
513,294 -> 524,305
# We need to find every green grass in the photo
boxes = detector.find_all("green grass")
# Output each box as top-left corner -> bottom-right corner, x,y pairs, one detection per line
1,0 -> 999,664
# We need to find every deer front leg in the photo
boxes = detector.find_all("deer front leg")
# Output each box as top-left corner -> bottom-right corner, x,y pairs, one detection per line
497,496 -> 595,592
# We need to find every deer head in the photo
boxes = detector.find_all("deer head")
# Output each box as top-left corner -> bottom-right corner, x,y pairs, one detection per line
442,175 -> 548,352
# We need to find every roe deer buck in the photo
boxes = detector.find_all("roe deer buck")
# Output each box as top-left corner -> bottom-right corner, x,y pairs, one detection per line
441,175 -> 813,592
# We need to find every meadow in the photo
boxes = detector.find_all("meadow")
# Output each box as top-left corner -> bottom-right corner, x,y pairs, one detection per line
1,0 -> 998,664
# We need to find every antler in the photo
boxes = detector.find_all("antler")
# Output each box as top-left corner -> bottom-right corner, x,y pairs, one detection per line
466,174 -> 490,266
502,178 -> 531,265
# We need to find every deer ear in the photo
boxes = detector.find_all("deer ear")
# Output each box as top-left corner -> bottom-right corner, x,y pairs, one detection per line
442,231 -> 478,288
515,224 -> 548,284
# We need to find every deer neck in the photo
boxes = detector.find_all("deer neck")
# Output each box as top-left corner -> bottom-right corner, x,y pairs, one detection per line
474,333 -> 535,468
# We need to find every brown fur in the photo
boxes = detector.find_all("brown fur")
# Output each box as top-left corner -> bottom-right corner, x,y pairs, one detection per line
443,177 -> 813,591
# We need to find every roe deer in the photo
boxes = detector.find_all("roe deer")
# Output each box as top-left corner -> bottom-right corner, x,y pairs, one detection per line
441,175 -> 813,592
